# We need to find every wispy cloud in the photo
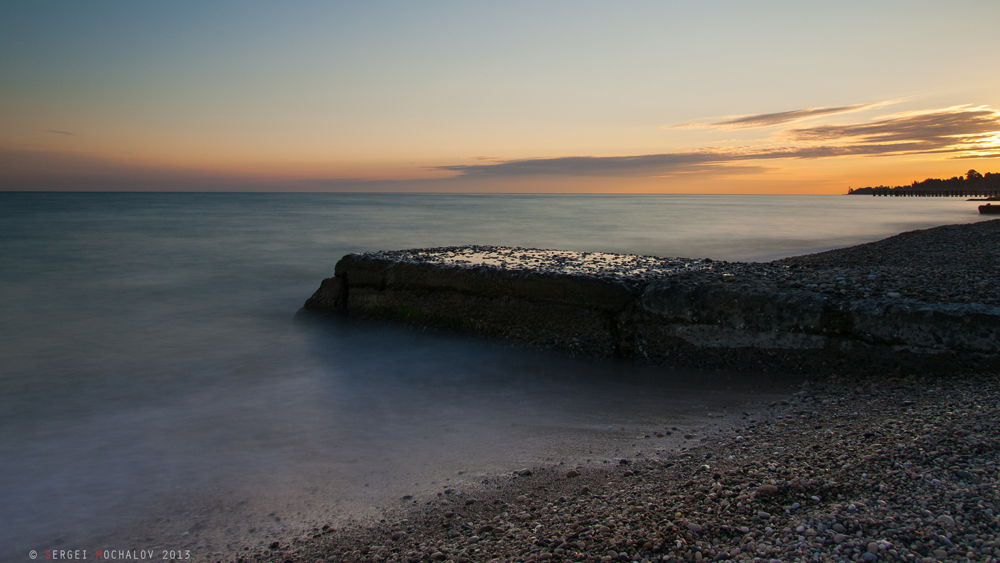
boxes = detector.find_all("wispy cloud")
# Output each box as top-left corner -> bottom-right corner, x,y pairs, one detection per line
437,152 -> 731,177
788,105 -> 1000,146
437,105 -> 1000,178
45,130 -> 73,136
674,102 -> 884,130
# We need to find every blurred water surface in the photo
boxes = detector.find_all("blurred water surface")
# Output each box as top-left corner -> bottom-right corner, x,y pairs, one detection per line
0,193 -> 988,560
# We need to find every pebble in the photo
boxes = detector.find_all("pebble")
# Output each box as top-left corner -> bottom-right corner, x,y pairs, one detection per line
772,220 -> 1000,306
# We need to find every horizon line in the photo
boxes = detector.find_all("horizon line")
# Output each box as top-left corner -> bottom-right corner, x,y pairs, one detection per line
0,190 -> 849,196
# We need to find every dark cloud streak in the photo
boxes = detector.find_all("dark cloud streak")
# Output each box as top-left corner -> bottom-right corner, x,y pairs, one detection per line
680,103 -> 879,129
789,107 -> 1000,145
438,106 -> 1000,178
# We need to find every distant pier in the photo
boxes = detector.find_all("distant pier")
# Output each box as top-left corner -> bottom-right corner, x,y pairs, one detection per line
847,170 -> 1000,197
866,186 -> 1000,197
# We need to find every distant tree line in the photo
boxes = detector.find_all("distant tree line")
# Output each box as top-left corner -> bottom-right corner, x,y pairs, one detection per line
847,170 -> 1000,195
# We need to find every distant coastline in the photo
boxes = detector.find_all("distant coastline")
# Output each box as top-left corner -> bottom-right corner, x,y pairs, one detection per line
847,169 -> 1000,197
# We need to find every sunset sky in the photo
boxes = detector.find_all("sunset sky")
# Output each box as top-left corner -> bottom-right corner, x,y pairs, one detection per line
2,1 -> 999,193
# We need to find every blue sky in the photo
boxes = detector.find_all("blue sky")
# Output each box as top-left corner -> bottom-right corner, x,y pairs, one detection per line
2,1 -> 998,192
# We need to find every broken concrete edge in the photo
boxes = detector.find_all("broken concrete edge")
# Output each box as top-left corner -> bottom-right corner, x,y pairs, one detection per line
298,250 -> 1000,375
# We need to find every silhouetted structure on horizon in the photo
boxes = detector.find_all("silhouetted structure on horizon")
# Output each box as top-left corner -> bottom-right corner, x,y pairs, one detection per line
847,170 -> 1000,197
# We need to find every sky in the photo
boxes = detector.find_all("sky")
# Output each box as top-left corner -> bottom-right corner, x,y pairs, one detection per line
2,1 -> 999,193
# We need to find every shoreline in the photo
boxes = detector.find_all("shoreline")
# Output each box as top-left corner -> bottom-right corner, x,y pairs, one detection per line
244,371 -> 1000,563
58,351 -> 804,563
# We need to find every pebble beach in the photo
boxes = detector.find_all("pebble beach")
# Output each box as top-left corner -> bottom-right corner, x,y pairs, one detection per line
242,220 -> 1000,563
243,373 -> 1000,563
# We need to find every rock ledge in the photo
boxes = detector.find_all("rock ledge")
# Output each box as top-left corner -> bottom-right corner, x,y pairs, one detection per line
300,222 -> 1000,375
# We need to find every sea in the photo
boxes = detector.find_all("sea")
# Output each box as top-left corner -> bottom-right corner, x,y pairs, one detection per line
0,193 -> 990,561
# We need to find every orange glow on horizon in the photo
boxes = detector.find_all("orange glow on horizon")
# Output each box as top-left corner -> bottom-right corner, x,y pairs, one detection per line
3,141 -> 1000,194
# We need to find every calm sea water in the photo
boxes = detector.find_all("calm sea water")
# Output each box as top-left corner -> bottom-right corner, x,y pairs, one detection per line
0,193 -> 989,560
